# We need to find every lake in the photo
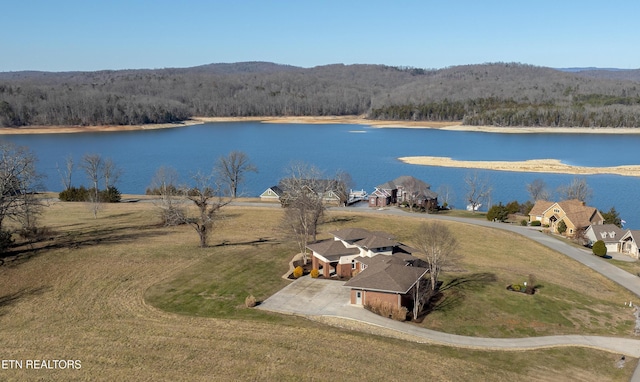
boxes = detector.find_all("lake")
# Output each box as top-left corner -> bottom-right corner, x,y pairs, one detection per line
3,122 -> 640,228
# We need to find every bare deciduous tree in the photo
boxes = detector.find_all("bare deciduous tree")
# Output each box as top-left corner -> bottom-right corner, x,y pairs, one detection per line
0,142 -> 44,250
149,166 -> 185,226
214,151 -> 257,198
526,178 -> 550,201
79,154 -> 122,217
80,154 -> 103,218
557,177 -> 592,202
436,184 -> 455,209
279,162 -> 332,264
103,157 -> 121,190
464,171 -> 492,213
56,155 -> 74,191
182,171 -> 230,248
413,221 -> 460,293
334,170 -> 353,206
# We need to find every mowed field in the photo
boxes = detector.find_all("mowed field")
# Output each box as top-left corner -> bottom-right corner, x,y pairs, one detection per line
0,200 -> 637,381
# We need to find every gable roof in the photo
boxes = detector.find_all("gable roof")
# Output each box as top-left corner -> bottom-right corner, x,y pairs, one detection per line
529,199 -> 603,229
588,224 -> 625,243
345,256 -> 428,294
529,200 -> 554,217
260,185 -> 284,197
557,199 -> 602,228
329,228 -> 397,250
621,230 -> 640,242
307,239 -> 359,262
375,180 -> 396,191
393,175 -> 431,190
375,176 -> 433,193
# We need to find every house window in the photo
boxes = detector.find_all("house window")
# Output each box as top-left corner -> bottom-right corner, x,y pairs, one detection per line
352,260 -> 357,269
361,264 -> 367,270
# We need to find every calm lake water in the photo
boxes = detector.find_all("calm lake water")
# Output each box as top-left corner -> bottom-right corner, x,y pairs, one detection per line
3,122 -> 640,228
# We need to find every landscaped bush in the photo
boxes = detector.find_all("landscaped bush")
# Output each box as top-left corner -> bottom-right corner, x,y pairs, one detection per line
520,219 -> 528,226
530,220 -> 541,227
293,266 -> 304,278
244,294 -> 257,308
310,268 -> 319,278
391,306 -> 408,322
365,298 -> 407,321
592,240 -> 607,257
507,275 -> 537,295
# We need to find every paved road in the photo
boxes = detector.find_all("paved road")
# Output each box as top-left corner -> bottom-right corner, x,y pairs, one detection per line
258,277 -> 640,357
254,204 -> 640,380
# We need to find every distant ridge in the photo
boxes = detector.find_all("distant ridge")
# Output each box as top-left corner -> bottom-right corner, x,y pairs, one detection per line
557,67 -> 627,72
186,61 -> 303,74
2,61 -> 640,127
557,67 -> 640,82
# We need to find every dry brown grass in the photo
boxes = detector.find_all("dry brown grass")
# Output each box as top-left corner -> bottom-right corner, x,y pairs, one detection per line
0,202 -> 635,381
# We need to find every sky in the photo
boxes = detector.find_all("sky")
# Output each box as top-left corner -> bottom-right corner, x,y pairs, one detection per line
2,0 -> 639,72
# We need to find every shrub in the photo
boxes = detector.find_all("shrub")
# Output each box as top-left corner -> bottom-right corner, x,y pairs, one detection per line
530,220 -> 541,227
525,273 -> 537,294
0,229 -> 14,253
487,203 -> 508,222
592,240 -> 607,257
310,268 -> 319,278
244,294 -> 257,308
293,266 -> 304,278
365,298 -> 406,320
557,220 -> 567,234
58,186 -> 121,203
59,186 -> 89,201
17,225 -> 53,242
520,219 -> 528,226
100,186 -> 122,203
392,306 -> 408,321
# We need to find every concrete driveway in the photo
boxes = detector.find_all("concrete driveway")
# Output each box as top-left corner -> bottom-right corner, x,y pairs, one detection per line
258,276 -> 640,361
257,277 -> 350,316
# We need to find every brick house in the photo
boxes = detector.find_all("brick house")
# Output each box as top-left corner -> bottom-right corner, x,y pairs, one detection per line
308,228 -> 415,278
308,228 -> 427,312
368,175 -> 438,210
344,254 -> 428,310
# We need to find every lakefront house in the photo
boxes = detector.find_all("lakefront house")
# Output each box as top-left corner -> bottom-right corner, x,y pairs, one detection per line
528,199 -> 604,236
308,228 -> 428,311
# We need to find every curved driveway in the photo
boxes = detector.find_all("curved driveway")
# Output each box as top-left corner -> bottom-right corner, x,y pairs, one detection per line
250,203 -> 640,379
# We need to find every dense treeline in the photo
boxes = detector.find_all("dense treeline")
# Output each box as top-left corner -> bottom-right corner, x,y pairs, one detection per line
1,62 -> 640,128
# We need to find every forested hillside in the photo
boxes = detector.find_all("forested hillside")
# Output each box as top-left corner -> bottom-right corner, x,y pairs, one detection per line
1,62 -> 640,128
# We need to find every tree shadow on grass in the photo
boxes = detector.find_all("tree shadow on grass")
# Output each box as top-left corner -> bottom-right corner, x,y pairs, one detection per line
439,272 -> 498,292
0,286 -> 51,317
323,215 -> 359,224
212,237 -> 282,248
1,223 -> 169,267
415,272 -> 497,323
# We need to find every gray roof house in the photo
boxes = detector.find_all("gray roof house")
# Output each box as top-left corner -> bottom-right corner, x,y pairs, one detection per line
345,254 -> 428,310
584,224 -> 625,253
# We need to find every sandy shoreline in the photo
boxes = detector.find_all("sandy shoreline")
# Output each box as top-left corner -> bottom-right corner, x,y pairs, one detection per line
2,116 -> 640,135
399,156 -> 640,177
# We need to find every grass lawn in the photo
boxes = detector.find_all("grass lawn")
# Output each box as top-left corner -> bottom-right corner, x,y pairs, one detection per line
0,200 -> 636,381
